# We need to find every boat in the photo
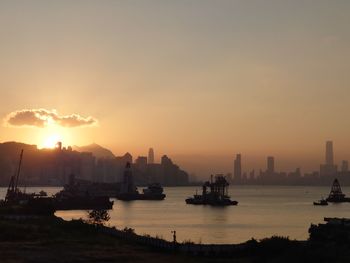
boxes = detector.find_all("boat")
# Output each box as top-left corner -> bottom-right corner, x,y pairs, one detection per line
185,175 -> 238,206
53,174 -> 114,210
116,163 -> 166,201
325,178 -> 350,203
0,150 -> 55,216
142,183 -> 166,200
313,198 -> 328,206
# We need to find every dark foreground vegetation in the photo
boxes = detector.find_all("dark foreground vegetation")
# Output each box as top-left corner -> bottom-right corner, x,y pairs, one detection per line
0,216 -> 350,263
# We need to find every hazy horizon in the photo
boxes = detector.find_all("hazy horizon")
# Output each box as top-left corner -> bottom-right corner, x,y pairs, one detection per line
0,139 -> 340,178
1,1 -> 350,177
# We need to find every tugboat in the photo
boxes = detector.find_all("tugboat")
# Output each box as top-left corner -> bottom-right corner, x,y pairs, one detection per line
313,198 -> 328,206
186,175 -> 238,206
53,174 -> 114,210
116,163 -> 166,201
325,178 -> 350,203
0,150 -> 55,216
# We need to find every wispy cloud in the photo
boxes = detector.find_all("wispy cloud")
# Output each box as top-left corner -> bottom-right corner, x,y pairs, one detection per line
4,109 -> 98,128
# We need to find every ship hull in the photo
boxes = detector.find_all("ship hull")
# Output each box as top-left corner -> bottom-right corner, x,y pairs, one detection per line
185,198 -> 238,206
326,197 -> 350,203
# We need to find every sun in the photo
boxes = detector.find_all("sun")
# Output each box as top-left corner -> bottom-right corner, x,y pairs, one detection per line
36,126 -> 72,149
42,134 -> 62,149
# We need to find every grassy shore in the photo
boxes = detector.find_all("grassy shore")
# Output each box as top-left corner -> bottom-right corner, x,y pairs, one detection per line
0,216 -> 198,263
0,216 -> 349,263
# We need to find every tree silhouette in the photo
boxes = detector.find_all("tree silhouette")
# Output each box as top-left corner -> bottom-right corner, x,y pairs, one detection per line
87,210 -> 110,226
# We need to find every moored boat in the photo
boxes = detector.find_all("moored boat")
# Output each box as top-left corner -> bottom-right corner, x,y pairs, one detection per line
53,174 -> 114,210
325,178 -> 350,203
0,150 -> 55,216
313,198 -> 328,206
116,163 -> 166,201
185,175 -> 238,206
141,183 -> 166,200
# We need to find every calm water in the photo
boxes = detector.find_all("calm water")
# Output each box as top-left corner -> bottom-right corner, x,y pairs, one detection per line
1,185 -> 350,244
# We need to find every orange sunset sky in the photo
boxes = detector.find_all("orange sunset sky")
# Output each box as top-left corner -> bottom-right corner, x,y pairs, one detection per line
1,1 -> 350,176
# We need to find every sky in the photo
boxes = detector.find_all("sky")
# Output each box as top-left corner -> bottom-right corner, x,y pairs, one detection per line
1,0 -> 350,177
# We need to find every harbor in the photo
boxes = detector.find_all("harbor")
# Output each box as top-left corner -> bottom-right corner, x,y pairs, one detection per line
2,185 -> 350,244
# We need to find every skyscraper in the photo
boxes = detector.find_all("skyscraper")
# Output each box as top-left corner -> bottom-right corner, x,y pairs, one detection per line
320,140 -> 337,177
267,156 -> 275,174
341,160 -> 349,173
148,148 -> 154,164
234,154 -> 242,181
326,141 -> 334,165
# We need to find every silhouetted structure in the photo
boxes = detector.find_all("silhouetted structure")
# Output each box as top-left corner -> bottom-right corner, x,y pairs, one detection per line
341,160 -> 349,173
267,156 -> 275,174
186,175 -> 238,206
53,173 -> 114,210
233,154 -> 242,182
309,217 -> 350,243
120,162 -> 137,195
148,148 -> 154,164
326,141 -> 334,165
313,198 -> 328,206
117,162 -> 165,200
326,178 -> 350,203
320,141 -> 337,177
136,156 -> 147,165
1,150 -> 55,215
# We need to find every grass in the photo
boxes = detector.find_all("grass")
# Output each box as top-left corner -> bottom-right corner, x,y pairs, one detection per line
1,217 -> 350,263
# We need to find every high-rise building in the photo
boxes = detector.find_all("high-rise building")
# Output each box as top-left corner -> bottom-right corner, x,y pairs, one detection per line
267,156 -> 275,174
326,141 -> 334,165
135,156 -> 147,166
320,140 -> 337,177
341,160 -> 349,172
148,148 -> 154,164
234,154 -> 242,181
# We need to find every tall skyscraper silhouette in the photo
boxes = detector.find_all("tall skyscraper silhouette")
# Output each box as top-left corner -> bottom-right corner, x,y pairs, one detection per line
341,160 -> 349,173
234,154 -> 242,181
326,141 -> 334,165
320,140 -> 337,177
267,156 -> 275,174
148,148 -> 154,164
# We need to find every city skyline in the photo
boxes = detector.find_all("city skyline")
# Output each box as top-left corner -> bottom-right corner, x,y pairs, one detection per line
2,2 -> 350,261
2,138 -> 349,180
1,1 -> 350,176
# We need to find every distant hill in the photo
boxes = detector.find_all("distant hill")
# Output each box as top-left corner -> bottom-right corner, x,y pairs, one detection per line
72,143 -> 115,159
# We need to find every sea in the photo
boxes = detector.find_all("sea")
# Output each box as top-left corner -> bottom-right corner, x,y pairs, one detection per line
1,185 -> 350,244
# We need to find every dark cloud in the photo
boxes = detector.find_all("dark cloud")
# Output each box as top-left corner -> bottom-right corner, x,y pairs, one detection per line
4,109 -> 98,128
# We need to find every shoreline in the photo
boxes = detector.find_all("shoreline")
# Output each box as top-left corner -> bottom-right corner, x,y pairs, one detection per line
1,215 -> 350,262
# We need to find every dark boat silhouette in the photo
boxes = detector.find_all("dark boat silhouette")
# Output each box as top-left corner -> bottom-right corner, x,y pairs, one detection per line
116,163 -> 166,201
53,174 -> 114,210
313,198 -> 328,206
186,175 -> 238,206
325,178 -> 350,203
0,150 -> 55,216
